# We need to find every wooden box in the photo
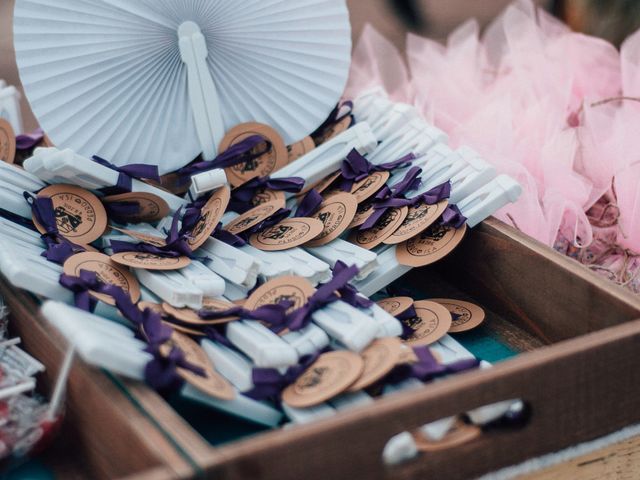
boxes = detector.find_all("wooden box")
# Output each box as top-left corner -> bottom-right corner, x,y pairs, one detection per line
4,217 -> 640,479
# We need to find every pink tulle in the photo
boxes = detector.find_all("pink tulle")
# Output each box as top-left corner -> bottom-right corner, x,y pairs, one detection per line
345,0 -> 640,261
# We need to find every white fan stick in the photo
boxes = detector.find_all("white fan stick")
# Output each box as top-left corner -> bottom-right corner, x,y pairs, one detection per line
305,240 -> 379,281
281,324 -> 331,358
178,22 -> 225,160
0,83 -> 23,134
312,301 -> 378,353
283,402 -> 337,425
226,320 -> 299,368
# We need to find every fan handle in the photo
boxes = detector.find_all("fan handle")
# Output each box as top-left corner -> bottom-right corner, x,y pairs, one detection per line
178,22 -> 225,161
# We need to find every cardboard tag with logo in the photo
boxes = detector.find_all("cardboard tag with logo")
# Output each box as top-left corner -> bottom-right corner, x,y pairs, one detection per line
35,185 -> 108,244
220,123 -> 288,187
244,276 -> 315,313
287,136 -> 315,163
0,119 -> 16,164
163,298 -> 239,326
111,252 -> 191,271
282,351 -> 364,408
396,223 -> 467,267
401,300 -> 453,346
384,200 -> 449,245
164,332 -> 235,400
348,207 -> 409,250
164,321 -> 206,337
306,193 -> 358,247
305,171 -> 341,196
430,299 -> 486,333
187,185 -> 230,251
314,116 -> 353,145
348,338 -> 404,392
376,297 -> 414,317
63,252 -> 141,305
351,171 -> 390,204
251,189 -> 286,208
102,192 -> 170,223
413,420 -> 481,452
224,200 -> 285,235
348,200 -> 375,229
138,301 -> 166,317
250,218 -> 324,251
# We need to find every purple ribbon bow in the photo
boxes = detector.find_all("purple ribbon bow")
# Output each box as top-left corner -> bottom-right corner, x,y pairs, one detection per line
440,205 -> 467,229
177,135 -> 270,183
340,150 -> 415,191
212,222 -> 247,247
59,270 -> 205,391
286,263 -> 361,331
199,300 -> 293,333
332,261 -> 373,309
229,176 -> 305,214
384,346 -> 480,385
244,352 -> 320,401
110,209 -> 193,258
16,128 -> 45,151
360,167 -> 423,230
295,189 -> 324,218
24,193 -> 87,265
92,156 -> 160,195
397,303 -> 419,338
237,208 -> 292,242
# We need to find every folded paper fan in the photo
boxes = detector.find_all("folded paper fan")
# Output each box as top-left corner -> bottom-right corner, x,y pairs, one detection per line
14,0 -> 352,174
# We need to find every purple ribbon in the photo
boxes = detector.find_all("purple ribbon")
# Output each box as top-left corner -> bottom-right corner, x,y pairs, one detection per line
360,167 -> 423,230
340,150 -> 415,191
199,300 -> 293,332
16,129 -> 44,151
332,261 -> 373,309
212,222 -> 247,247
24,193 -> 87,265
59,270 -> 205,390
238,207 -> 292,242
92,156 -> 160,194
440,205 -> 467,229
294,189 -> 323,218
110,209 -> 193,258
244,352 -> 320,401
229,176 -> 305,214
104,201 -> 142,223
384,346 -> 480,386
177,135 -> 270,182
286,263 -> 361,331
312,101 -> 354,140
397,303 -> 419,338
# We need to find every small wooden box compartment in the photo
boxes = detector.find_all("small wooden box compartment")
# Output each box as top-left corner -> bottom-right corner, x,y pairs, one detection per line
3,218 -> 640,479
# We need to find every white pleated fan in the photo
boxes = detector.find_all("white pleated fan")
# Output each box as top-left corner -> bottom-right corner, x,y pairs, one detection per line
14,0 -> 352,174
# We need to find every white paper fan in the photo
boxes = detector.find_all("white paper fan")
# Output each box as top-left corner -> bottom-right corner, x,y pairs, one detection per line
14,0 -> 352,174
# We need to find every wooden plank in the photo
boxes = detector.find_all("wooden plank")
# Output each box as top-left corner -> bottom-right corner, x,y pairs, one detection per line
520,435 -> 640,480
0,278 -> 196,479
195,319 -> 640,480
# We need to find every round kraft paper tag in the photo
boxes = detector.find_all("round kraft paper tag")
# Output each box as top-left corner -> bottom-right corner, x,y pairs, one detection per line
286,136 -> 315,164
282,351 -> 364,408
162,298 -> 239,326
111,252 -> 191,271
35,185 -> 108,244
314,116 -> 353,145
224,200 -> 285,235
220,123 -> 288,187
305,171 -> 341,196
306,193 -> 358,247
250,218 -> 324,251
0,119 -> 16,164
384,200 -> 449,245
376,297 -> 414,317
63,252 -> 141,305
349,207 -> 409,250
413,421 -> 481,452
165,332 -> 235,401
163,321 -> 206,337
245,276 -> 315,313
430,299 -> 486,333
102,192 -> 170,223
187,185 -> 231,250
251,189 -> 286,208
396,223 -> 467,267
351,171 -> 390,204
348,199 -> 375,229
401,300 -> 453,346
348,338 -> 404,392
138,301 -> 166,317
